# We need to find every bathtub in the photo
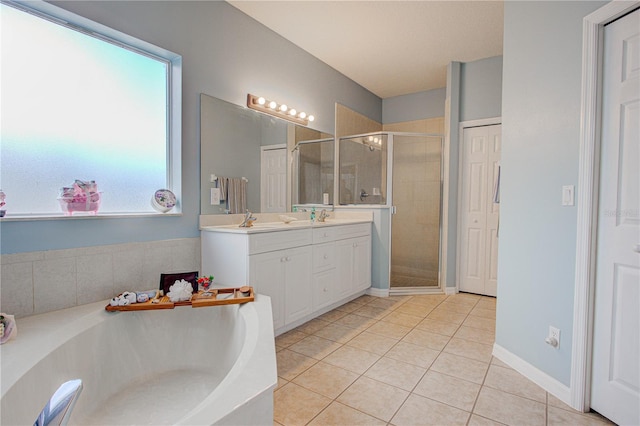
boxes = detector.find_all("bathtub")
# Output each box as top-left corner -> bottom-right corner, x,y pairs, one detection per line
0,294 -> 277,425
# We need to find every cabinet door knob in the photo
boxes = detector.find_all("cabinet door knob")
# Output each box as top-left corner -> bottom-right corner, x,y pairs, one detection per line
323,288 -> 328,292
323,254 -> 328,259
353,243 -> 357,248
281,257 -> 286,262
323,233 -> 328,237
286,256 -> 291,261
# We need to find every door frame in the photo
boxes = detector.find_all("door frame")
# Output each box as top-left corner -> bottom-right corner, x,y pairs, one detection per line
455,117 -> 502,294
572,0 -> 639,412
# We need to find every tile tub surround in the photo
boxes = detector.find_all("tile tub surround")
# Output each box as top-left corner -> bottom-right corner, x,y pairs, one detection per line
274,293 -> 614,426
0,238 -> 200,318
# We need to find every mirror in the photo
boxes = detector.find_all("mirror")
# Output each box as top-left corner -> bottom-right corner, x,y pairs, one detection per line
200,94 -> 333,214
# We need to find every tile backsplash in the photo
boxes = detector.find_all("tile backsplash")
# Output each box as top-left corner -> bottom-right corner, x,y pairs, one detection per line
0,238 -> 200,318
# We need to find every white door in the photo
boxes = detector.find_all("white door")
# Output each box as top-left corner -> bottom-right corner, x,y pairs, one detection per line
458,124 -> 501,297
591,8 -> 640,425
284,246 -> 313,324
261,146 -> 287,213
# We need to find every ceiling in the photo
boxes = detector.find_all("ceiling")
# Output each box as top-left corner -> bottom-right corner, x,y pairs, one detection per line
228,1 -> 504,99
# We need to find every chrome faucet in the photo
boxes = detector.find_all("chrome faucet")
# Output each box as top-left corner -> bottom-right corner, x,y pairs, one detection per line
317,209 -> 330,222
239,210 -> 257,227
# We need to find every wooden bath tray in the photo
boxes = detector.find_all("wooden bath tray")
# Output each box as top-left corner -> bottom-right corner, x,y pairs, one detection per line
105,286 -> 254,312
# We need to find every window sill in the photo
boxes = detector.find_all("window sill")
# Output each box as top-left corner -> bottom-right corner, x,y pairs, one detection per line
0,212 -> 183,222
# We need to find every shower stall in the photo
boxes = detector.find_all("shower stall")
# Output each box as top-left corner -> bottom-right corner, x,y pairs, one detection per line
338,132 -> 443,290
293,137 -> 334,206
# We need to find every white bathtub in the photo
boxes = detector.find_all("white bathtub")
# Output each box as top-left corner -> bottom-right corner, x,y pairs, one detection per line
0,294 -> 277,425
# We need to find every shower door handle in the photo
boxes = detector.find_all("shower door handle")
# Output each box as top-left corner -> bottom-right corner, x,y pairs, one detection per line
391,206 -> 397,214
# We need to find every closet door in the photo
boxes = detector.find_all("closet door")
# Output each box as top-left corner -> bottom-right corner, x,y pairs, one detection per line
458,124 -> 501,296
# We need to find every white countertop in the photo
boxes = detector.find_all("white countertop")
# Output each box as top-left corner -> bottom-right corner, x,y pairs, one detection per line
201,218 -> 372,234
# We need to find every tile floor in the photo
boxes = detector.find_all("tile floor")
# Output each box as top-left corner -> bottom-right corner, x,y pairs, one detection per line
274,293 -> 614,426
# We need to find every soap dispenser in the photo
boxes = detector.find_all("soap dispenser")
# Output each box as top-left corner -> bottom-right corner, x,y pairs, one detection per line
310,207 -> 316,222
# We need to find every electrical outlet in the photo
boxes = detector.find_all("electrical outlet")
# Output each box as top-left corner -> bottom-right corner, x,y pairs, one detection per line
546,326 -> 561,349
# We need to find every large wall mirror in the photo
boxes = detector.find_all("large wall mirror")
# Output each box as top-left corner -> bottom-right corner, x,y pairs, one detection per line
200,94 -> 333,214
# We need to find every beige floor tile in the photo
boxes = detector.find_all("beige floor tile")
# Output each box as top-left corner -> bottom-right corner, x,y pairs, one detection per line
476,297 -> 497,311
395,302 -> 433,317
276,377 -> 289,391
446,293 -> 482,304
547,406 -> 615,425
292,361 -> 359,399
277,349 -> 318,381
288,335 -> 343,360
470,306 -> 497,320
443,337 -> 493,363
353,304 -> 392,319
334,300 -> 364,313
437,301 -> 474,314
547,392 -> 574,411
490,356 -> 512,369
276,330 -> 308,348
364,356 -> 427,391
385,341 -> 441,369
274,421 -> 284,426
294,318 -> 330,335
404,296 -> 442,309
463,315 -> 496,332
473,387 -> 546,426
317,309 -> 349,323
274,382 -> 332,426
415,318 -> 460,336
381,311 -> 423,328
391,393 -> 470,426
337,376 -> 409,422
308,401 -> 386,426
413,370 -> 481,412
484,365 -> 546,403
323,345 -> 381,374
427,309 -> 468,325
314,322 -> 362,343
430,352 -> 489,384
333,313 -> 377,331
454,325 -> 495,345
346,331 -> 398,355
467,414 -> 507,425
402,328 -> 451,351
368,297 -> 405,310
353,294 -> 376,304
367,320 -> 412,339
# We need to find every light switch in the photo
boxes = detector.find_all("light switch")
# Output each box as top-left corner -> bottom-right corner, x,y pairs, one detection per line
210,188 -> 221,205
562,185 -> 574,206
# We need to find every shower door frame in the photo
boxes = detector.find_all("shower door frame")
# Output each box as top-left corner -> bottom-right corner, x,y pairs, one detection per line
387,132 -> 445,295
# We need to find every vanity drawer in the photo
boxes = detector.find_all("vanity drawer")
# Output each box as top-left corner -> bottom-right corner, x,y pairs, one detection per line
333,223 -> 371,240
249,229 -> 312,254
312,227 -> 338,244
313,242 -> 335,271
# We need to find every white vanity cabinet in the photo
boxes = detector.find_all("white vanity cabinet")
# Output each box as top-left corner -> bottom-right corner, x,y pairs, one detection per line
201,221 -> 371,334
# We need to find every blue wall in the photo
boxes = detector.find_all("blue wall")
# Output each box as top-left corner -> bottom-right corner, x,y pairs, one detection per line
381,88 -> 446,124
1,1 -> 381,254
497,0 -> 606,386
460,56 -> 503,122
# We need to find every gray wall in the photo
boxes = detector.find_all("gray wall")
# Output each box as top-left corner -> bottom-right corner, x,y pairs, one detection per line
497,0 -> 606,386
460,56 -> 503,122
1,1 -> 381,254
382,88 -> 446,124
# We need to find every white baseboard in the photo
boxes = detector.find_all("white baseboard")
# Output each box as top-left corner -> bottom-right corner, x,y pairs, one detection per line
444,286 -> 457,295
493,343 -> 572,407
367,287 -> 390,297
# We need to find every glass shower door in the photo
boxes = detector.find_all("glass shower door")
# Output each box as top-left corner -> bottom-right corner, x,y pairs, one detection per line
390,134 -> 443,289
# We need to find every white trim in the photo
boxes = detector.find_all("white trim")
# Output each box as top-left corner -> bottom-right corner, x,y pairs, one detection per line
444,286 -> 457,295
367,287 -> 390,298
572,0 -> 640,412
389,287 -> 444,296
455,118 -> 502,294
493,343 -> 572,406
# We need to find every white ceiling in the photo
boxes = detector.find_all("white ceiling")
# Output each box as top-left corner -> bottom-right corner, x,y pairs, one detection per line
228,1 -> 504,99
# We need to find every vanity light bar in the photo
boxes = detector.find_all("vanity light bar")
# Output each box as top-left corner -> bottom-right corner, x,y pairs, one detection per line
247,94 -> 314,126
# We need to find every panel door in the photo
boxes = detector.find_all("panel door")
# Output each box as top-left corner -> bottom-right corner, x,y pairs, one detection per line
250,250 -> 286,330
353,236 -> 372,292
335,239 -> 355,299
284,246 -> 313,324
591,9 -> 640,425
459,124 -> 501,296
261,147 -> 287,213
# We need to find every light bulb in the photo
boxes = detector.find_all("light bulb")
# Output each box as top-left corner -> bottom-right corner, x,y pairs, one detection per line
257,97 -> 266,105
298,112 -> 307,119
289,108 -> 297,116
308,115 -> 315,122
368,136 -> 374,142
374,137 -> 379,143
268,101 -> 277,109
280,104 -> 288,112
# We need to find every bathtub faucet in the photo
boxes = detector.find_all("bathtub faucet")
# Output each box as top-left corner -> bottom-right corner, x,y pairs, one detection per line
34,379 -> 83,426
239,210 -> 257,228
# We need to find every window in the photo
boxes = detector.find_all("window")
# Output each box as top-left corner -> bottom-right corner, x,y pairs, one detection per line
0,1 -> 182,217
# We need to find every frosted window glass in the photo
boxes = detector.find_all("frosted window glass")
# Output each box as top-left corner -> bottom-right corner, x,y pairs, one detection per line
1,4 -> 170,215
